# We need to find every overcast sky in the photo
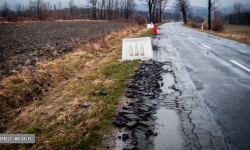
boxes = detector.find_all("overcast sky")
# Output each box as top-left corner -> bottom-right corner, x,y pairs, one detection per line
1,0 -> 250,10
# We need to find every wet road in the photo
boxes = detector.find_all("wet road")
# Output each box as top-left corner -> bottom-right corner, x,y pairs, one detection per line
158,22 -> 250,150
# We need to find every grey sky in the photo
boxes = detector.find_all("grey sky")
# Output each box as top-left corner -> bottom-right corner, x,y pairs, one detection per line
1,0 -> 250,10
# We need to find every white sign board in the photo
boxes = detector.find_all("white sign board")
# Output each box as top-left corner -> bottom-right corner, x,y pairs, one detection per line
119,37 -> 153,61
147,24 -> 154,28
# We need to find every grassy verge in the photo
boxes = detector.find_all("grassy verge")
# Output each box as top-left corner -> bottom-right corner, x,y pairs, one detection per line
0,25 -> 150,150
182,23 -> 250,45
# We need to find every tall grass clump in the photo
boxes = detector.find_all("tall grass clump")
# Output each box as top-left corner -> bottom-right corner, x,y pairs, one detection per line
133,16 -> 146,26
212,21 -> 224,32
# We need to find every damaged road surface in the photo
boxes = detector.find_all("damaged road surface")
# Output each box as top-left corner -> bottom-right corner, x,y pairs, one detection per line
112,24 -> 230,149
156,23 -> 250,150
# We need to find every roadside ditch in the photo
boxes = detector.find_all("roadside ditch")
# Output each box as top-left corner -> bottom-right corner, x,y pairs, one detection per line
0,24 -> 151,150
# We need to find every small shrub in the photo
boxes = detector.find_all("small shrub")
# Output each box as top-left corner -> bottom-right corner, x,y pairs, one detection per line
46,18 -> 56,21
116,19 -> 133,22
191,22 -> 200,28
30,17 -> 40,21
133,16 -> 146,26
74,16 -> 81,19
212,21 -> 224,32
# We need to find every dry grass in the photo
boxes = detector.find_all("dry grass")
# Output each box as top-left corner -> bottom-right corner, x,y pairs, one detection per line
0,24 -> 150,149
224,25 -> 250,35
183,23 -> 250,45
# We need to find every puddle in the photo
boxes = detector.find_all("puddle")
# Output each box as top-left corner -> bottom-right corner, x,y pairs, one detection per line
162,65 -> 168,70
154,108 -> 183,150
162,64 -> 171,70
115,128 -> 131,149
160,73 -> 175,94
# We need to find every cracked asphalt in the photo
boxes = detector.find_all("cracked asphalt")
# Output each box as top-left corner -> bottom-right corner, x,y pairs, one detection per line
153,22 -> 250,150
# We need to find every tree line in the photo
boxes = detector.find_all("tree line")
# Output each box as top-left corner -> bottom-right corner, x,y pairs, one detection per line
0,0 -> 171,23
0,0 -> 137,20
2,0 -> 249,25
171,0 -> 250,27
224,2 -> 250,25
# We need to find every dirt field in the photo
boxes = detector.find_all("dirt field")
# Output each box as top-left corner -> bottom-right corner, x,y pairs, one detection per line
0,21 -> 135,78
224,25 -> 250,35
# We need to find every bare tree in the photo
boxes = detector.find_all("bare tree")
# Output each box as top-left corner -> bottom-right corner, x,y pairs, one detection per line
243,8 -> 250,25
152,0 -> 157,23
1,2 -> 10,17
27,0 -> 35,17
58,1 -> 62,10
89,0 -> 98,19
158,0 -> 169,23
187,10 -> 193,20
114,0 -> 119,20
208,0 -> 211,29
107,0 -> 111,19
73,5 -> 78,18
234,2 -> 242,25
214,10 -> 223,22
100,0 -> 107,19
124,0 -> 136,19
57,1 -> 62,18
175,11 -> 180,21
35,0 -> 46,19
141,0 -> 155,22
172,0 -> 191,24
69,0 -> 75,20
119,0 -> 124,19
16,3 -> 23,17
212,0 -> 221,21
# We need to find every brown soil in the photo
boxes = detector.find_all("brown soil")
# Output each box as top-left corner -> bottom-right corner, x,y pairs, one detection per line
0,21 -> 135,78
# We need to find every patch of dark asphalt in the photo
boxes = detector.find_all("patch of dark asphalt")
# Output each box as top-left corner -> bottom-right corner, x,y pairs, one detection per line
184,66 -> 194,72
237,78 -> 250,85
192,80 -> 204,91
111,59 -> 189,150
113,60 -> 169,149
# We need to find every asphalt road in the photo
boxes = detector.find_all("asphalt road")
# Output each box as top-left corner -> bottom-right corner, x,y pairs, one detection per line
158,22 -> 250,150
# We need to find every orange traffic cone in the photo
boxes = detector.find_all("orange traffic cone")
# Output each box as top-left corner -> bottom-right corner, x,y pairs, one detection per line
153,26 -> 157,34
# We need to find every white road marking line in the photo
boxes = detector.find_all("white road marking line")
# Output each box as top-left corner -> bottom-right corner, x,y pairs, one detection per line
201,44 -> 211,49
230,60 -> 250,73
188,37 -> 193,39
182,33 -> 185,35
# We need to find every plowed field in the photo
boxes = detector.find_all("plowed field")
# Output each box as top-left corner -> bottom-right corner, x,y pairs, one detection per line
0,21 -> 134,78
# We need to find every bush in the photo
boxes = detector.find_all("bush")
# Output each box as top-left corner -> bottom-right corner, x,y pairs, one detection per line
191,22 -> 200,28
133,16 -> 146,26
116,19 -> 132,22
212,21 -> 224,32
46,18 -> 56,21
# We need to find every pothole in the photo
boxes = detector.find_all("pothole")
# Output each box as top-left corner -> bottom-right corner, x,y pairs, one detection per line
154,108 -> 183,150
115,128 -> 132,149
159,73 -> 175,94
193,80 -> 204,91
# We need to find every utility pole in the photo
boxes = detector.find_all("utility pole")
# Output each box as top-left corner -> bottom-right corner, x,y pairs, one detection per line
208,0 -> 211,30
